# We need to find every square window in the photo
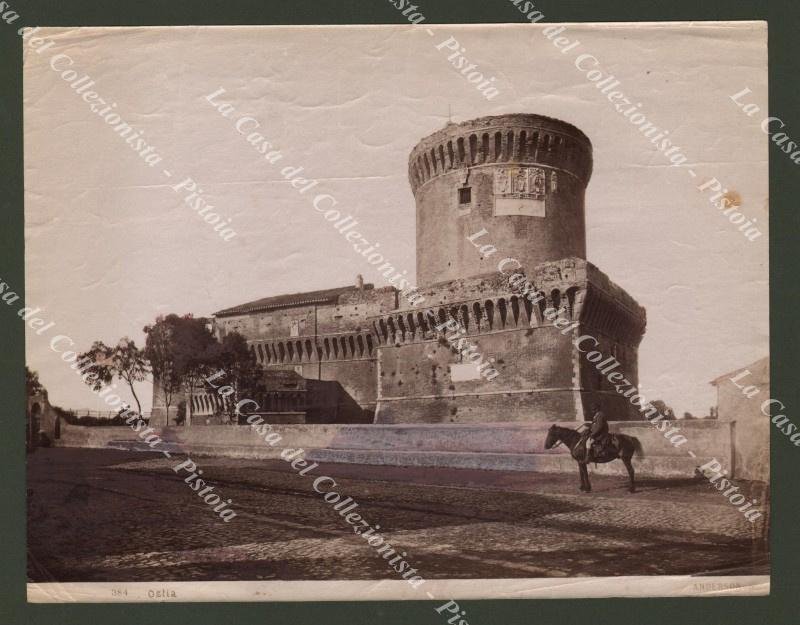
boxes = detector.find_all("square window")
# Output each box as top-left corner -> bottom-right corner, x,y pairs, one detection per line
458,187 -> 472,205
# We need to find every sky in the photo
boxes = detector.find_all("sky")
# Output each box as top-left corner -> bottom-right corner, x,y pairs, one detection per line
23,22 -> 768,415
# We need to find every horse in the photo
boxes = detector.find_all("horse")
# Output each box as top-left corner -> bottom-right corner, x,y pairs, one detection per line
544,424 -> 641,493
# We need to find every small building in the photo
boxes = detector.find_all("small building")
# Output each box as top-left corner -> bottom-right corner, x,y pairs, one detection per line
710,356 -> 769,481
27,390 -> 60,449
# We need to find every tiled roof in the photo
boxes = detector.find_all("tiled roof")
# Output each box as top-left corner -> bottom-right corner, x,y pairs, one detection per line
214,284 -> 374,317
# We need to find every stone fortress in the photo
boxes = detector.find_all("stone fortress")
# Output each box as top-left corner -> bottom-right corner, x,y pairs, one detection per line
152,113 -> 648,429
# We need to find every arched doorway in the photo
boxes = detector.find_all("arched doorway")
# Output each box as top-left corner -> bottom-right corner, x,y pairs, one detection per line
28,402 -> 41,450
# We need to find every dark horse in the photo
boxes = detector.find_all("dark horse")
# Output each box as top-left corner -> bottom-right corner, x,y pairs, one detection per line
544,425 -> 641,493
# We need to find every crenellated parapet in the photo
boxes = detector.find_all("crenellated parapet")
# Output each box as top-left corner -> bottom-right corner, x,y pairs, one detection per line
367,258 -> 645,349
249,330 -> 377,365
408,114 -> 593,194
372,257 -> 646,425
368,289 -> 568,347
411,115 -> 593,287
367,267 -> 576,347
533,258 -> 647,347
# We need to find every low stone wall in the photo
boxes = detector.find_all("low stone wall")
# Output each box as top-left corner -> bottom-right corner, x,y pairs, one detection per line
58,424 -> 133,448
57,419 -> 734,478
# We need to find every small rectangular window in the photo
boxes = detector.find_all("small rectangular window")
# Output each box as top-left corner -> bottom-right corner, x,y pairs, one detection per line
458,187 -> 472,205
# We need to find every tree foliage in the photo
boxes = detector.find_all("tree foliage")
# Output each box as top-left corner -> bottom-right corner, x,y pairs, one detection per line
172,316 -> 220,425
77,338 -> 149,415
76,341 -> 114,392
111,338 -> 150,415
214,332 -> 262,424
25,366 -> 44,396
143,315 -> 184,425
651,400 -> 676,420
144,314 -> 220,426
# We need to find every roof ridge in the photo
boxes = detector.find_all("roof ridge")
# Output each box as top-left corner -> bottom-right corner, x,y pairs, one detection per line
214,283 -> 377,317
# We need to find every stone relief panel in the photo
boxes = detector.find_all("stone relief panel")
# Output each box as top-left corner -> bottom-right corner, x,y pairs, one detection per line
493,166 -> 549,217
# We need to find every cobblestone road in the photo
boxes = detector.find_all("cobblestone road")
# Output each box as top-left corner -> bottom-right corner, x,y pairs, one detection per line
27,448 -> 769,583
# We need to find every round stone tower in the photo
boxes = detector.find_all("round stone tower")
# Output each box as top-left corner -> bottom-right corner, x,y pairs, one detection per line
409,114 -> 593,287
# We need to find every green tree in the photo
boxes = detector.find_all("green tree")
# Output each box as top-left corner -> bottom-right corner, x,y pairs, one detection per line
52,405 -> 76,424
25,366 -> 44,396
77,338 -> 149,415
75,341 -> 115,392
176,400 -> 186,425
143,315 -> 183,426
144,314 -> 220,426
215,332 -> 262,424
651,399 -> 675,420
171,316 -> 220,427
110,338 -> 149,415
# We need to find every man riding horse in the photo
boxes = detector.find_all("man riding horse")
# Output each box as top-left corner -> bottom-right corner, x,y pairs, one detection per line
544,404 -> 640,493
583,403 -> 614,462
